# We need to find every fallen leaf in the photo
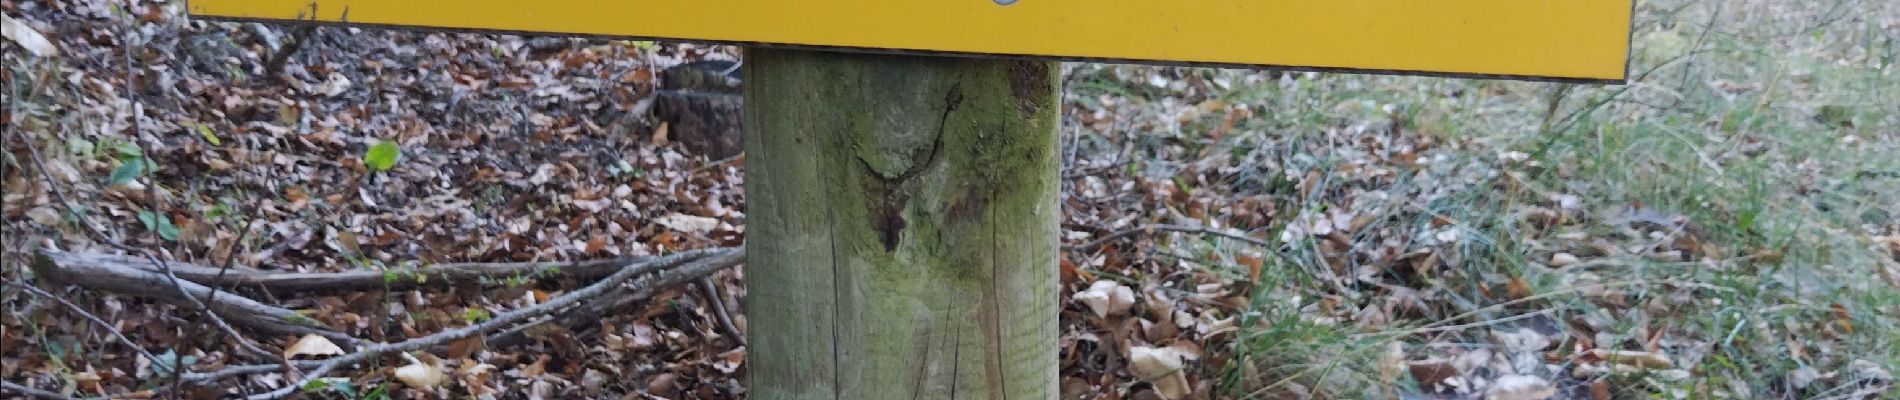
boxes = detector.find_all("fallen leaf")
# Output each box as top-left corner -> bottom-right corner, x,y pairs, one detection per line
1376,341 -> 1405,384
1506,276 -> 1533,299
1789,366 -> 1821,389
26,206 -> 62,226
1486,375 -> 1556,400
1236,252 -> 1263,282
1075,280 -> 1135,318
1830,303 -> 1854,333
364,140 -> 401,172
1589,349 -> 1672,369
1,14 -> 58,57
651,122 -> 670,146
316,73 -> 352,97
581,368 -> 610,391
283,334 -> 344,360
656,213 -> 718,235
392,353 -> 447,389
1550,252 -> 1581,267
1493,328 -> 1550,352
1127,346 -> 1191,400
647,372 -> 680,395
1407,357 -> 1458,389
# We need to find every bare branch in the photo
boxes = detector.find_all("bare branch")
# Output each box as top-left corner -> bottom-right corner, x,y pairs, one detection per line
57,252 -> 671,292
1,381 -> 81,400
698,276 -> 746,347
31,249 -> 359,346
1071,223 -> 1274,252
12,282 -> 163,365
486,247 -> 746,347
236,248 -> 744,399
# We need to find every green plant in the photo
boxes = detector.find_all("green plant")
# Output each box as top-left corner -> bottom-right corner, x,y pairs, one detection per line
136,210 -> 180,241
364,140 -> 401,172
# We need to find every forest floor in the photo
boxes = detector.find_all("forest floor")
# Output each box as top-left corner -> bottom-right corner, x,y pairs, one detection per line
4,0 -> 1896,399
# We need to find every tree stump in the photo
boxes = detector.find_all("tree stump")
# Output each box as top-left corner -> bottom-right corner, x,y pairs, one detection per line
655,61 -> 744,159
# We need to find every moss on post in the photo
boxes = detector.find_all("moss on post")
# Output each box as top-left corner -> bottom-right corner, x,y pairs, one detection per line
743,48 -> 1060,399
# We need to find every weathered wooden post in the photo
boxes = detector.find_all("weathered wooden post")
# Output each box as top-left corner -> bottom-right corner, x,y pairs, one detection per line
742,49 -> 1059,398
192,1 -> 1633,398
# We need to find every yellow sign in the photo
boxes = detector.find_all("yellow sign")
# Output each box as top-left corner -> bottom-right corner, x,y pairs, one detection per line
192,0 -> 1632,82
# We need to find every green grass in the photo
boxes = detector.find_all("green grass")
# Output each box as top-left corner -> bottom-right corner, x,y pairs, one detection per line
1066,0 -> 1897,398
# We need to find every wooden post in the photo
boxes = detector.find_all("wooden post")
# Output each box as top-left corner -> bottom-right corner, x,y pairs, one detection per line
742,48 -> 1060,399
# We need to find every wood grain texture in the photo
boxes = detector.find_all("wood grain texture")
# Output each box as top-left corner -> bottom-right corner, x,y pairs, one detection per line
743,48 -> 1059,399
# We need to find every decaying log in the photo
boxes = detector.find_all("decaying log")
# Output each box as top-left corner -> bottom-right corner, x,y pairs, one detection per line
655,60 -> 743,159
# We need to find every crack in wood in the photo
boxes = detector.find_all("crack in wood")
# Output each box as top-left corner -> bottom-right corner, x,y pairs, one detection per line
860,81 -> 963,252
950,324 -> 963,400
909,314 -> 934,400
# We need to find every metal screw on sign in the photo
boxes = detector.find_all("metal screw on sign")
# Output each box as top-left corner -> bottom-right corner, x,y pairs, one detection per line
995,0 -> 1016,5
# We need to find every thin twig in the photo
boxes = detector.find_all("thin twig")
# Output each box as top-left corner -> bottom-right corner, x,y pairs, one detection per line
194,195 -> 269,367
118,5 -> 197,391
0,381 -> 81,400
17,126 -> 275,360
33,249 -> 361,346
201,192 -> 269,308
119,4 -> 273,366
484,247 -> 747,347
1070,223 -> 1308,275
11,126 -> 126,249
238,248 -> 744,399
12,282 -> 163,365
1072,223 -> 1271,252
177,360 -> 325,384
1370,307 -> 1565,337
697,276 -> 746,347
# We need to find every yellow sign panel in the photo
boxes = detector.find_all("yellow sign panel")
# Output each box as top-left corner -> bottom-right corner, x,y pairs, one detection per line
191,0 -> 1632,82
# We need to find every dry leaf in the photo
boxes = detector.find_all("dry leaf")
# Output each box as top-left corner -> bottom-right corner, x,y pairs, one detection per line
1127,346 -> 1191,400
1376,341 -> 1405,384
656,213 -> 718,235
1588,379 -> 1611,400
1550,252 -> 1581,267
2,15 -> 58,57
26,207 -> 62,226
1506,276 -> 1533,299
1829,303 -> 1854,334
651,122 -> 671,146
1075,280 -> 1135,318
282,334 -> 344,360
1486,375 -> 1556,400
1408,357 -> 1458,389
1236,252 -> 1263,282
392,352 -> 447,389
1589,349 -> 1672,369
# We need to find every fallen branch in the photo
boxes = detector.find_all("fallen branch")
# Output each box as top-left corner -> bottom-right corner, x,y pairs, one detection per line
14,107 -> 275,361
1,380 -> 80,400
12,282 -> 163,366
487,249 -> 748,347
31,249 -> 358,346
59,251 -> 660,292
178,248 -> 743,383
698,276 -> 747,347
1071,224 -> 1274,252
225,248 -> 744,399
